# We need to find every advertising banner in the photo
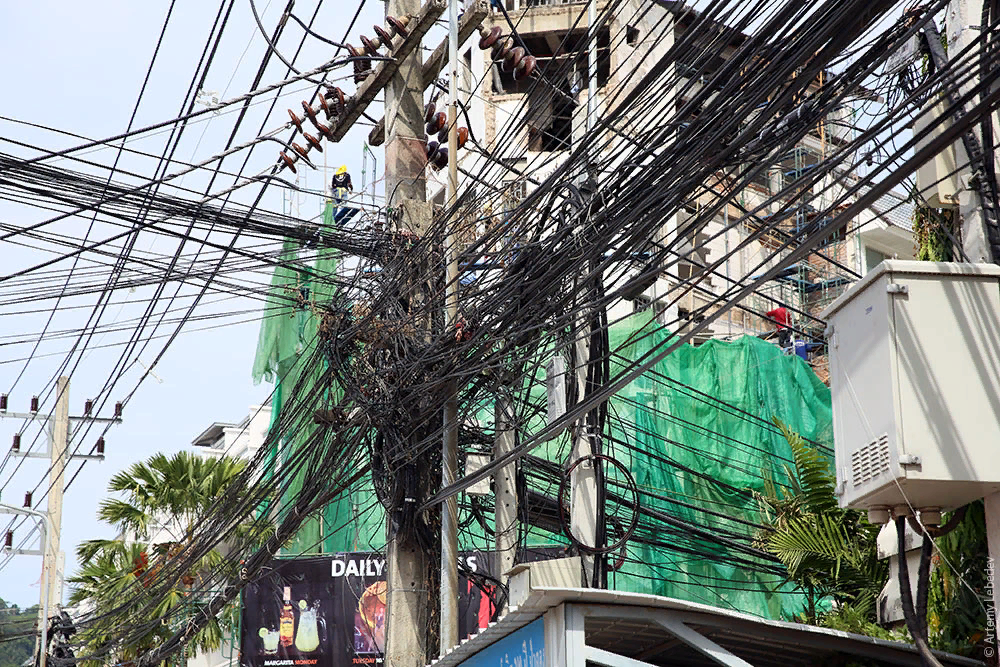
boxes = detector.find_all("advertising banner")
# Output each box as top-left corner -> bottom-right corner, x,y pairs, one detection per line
240,551 -> 499,667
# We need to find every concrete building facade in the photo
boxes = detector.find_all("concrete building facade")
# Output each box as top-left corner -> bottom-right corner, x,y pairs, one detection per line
436,0 -> 915,358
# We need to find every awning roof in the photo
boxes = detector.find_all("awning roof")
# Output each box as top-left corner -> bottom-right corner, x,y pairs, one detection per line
430,587 -> 981,667
190,422 -> 234,448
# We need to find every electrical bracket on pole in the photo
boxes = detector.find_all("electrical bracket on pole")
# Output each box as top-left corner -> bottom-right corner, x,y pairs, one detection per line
3,547 -> 43,556
2,409 -> 119,460
0,505 -> 48,556
368,1 -> 490,147
328,0 -> 448,143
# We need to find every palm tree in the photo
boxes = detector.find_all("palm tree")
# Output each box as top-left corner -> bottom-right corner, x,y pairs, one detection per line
757,421 -> 997,659
68,451 -> 248,666
754,419 -> 886,627
97,451 -> 247,543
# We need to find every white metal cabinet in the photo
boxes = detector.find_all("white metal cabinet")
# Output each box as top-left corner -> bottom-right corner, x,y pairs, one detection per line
822,260 -> 1000,510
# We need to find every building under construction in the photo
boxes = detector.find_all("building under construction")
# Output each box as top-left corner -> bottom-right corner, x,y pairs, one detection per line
441,0 -> 916,355
7,0 -> 999,665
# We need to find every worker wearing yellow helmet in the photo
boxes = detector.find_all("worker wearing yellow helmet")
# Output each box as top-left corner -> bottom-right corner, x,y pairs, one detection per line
331,165 -> 354,224
332,165 -> 353,194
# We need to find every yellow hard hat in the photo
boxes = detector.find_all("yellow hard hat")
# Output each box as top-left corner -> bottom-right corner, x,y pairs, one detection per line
336,165 -> 348,175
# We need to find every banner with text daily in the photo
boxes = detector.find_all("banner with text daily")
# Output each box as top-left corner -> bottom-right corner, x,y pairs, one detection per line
239,551 -> 499,667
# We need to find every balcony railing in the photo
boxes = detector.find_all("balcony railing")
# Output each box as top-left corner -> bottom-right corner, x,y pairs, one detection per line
504,0 -> 587,9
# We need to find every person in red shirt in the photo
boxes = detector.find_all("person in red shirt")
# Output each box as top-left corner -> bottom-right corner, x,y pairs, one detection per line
766,305 -> 791,348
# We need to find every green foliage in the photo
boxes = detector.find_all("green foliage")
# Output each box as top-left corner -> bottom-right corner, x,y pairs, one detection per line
100,451 -> 248,540
927,501 -> 993,660
913,205 -> 957,262
757,421 -> 994,660
755,419 -> 886,625
818,600 -> 908,642
68,451 -> 251,667
0,598 -> 39,667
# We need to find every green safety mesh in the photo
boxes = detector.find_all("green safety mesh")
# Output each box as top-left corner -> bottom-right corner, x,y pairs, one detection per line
600,312 -> 832,618
252,227 -> 832,618
462,313 -> 831,618
253,202 -> 385,556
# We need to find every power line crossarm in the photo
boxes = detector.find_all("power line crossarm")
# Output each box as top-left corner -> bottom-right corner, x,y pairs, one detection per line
326,0 -> 447,143
367,1 -> 490,146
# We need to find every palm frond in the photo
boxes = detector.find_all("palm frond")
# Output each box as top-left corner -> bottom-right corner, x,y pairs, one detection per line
773,417 -> 837,514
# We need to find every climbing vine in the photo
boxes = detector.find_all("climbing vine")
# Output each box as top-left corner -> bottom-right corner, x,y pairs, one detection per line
913,205 -> 957,261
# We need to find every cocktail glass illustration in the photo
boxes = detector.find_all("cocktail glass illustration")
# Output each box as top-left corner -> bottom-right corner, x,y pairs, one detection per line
259,627 -> 279,654
295,601 -> 326,653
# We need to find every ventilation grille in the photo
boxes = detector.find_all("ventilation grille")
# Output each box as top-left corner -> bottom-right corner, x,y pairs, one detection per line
851,434 -> 890,487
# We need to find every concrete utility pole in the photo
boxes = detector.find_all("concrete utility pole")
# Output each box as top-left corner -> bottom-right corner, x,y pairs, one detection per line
439,0 -> 461,656
570,322 -> 598,586
46,377 -> 69,616
383,0 -> 434,664
569,0 -> 603,588
587,0 -> 598,129
493,392 -> 517,596
2,377 -> 116,661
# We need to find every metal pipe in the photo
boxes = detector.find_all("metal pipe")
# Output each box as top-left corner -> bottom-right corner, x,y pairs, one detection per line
1,505 -> 49,667
440,0 -> 461,656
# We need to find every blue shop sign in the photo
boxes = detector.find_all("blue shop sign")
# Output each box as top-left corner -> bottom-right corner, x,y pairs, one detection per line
457,618 -> 545,667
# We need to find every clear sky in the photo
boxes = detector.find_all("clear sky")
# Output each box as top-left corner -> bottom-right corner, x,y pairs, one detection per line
0,0 -> 388,608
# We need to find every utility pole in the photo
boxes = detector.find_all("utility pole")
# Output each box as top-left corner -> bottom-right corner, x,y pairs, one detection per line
440,0 -> 461,656
569,322 -> 598,586
45,377 -> 69,617
1,377 -> 118,664
493,390 -> 517,597
0,504 -> 49,667
569,0 -> 602,588
383,0 -> 435,665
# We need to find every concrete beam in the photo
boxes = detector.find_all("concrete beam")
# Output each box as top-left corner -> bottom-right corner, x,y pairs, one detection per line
329,0 -> 447,143
585,647 -> 661,667
368,1 -> 489,146
653,616 -> 755,667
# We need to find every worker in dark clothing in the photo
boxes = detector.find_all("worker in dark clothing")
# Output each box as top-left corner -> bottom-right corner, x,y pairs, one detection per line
331,165 -> 354,224
792,338 -> 824,361
332,165 -> 353,193
766,304 -> 791,348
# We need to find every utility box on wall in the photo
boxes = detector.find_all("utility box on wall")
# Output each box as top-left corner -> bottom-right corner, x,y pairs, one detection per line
821,260 -> 1000,511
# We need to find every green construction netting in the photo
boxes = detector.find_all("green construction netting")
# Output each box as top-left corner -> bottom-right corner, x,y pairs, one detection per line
601,312 -> 832,618
460,313 -> 831,618
253,201 -> 385,555
252,223 -> 832,618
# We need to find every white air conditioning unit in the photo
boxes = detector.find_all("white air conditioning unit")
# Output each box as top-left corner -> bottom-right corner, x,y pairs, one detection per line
821,260 -> 1000,511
